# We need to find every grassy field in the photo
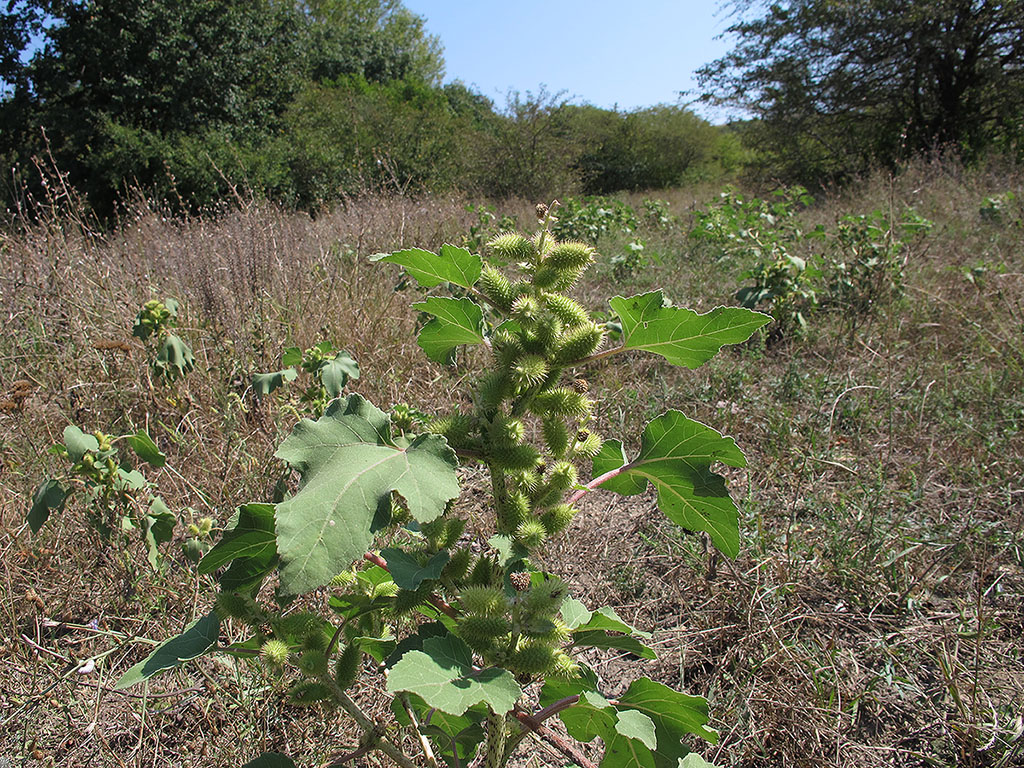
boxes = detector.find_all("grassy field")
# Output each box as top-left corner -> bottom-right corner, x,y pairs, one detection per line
1,157 -> 1022,768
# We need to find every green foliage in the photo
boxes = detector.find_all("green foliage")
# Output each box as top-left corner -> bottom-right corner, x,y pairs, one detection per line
133,298 -> 194,383
110,210 -> 767,768
29,424 -> 177,570
551,196 -> 639,244
253,341 -> 359,416
699,1 -> 1024,180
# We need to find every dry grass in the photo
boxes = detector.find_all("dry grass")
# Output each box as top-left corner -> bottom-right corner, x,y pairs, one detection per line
2,157 -> 1023,768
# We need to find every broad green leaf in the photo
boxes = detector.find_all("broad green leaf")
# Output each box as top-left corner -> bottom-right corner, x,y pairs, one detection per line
142,497 -> 176,570
252,368 -> 298,396
154,334 -> 195,380
571,630 -> 656,660
274,394 -> 459,596
592,412 -> 746,558
27,481 -> 66,536
115,468 -> 147,491
380,548 -> 450,590
63,425 -> 98,462
680,755 -> 720,768
617,678 -> 718,768
28,479 -> 66,533
561,598 -> 651,638
555,690 -> 658,768
281,347 -> 302,366
386,634 -> 521,716
371,244 -> 482,289
126,429 -> 166,468
240,753 -> 297,768
199,504 -> 278,592
115,611 -> 220,688
615,709 -> 657,748
319,351 -> 360,397
609,292 -> 770,368
412,297 -> 486,364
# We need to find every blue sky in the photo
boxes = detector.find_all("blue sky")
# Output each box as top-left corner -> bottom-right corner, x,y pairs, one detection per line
403,1 -> 737,120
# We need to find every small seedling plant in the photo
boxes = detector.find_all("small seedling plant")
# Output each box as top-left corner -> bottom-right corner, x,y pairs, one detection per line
253,341 -> 360,417
133,297 -> 195,383
116,205 -> 770,768
28,426 -> 189,570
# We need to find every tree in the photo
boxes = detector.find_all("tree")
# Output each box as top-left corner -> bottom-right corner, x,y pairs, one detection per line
698,0 -> 1024,180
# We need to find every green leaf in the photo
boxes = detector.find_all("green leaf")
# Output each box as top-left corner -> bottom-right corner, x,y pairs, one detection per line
571,630 -> 656,660
274,394 -> 460,596
63,425 -> 99,462
115,468 -> 147,491
154,334 -> 195,381
617,678 -> 718,768
610,292 -> 770,368
126,429 -> 166,468
555,690 -> 657,768
615,709 -> 657,748
115,612 -> 220,688
380,548 -> 451,590
592,412 -> 746,558
240,753 -> 297,768
412,297 -> 486,364
386,634 -> 521,716
252,368 -> 298,396
28,479 -> 67,533
680,755 -> 720,768
281,347 -> 302,366
371,244 -> 482,289
561,598 -> 651,638
142,497 -> 176,570
318,351 -> 360,398
200,504 -> 278,592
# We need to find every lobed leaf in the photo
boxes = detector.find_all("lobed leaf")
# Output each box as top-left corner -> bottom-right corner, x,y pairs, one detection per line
63,425 -> 98,462
273,394 -> 459,596
199,503 -> 278,592
386,634 -> 521,716
593,412 -> 746,558
142,497 -> 176,570
609,291 -> 770,368
412,296 -> 486,364
318,351 -> 359,397
380,548 -> 450,590
616,678 -> 718,768
371,244 -> 482,290
252,368 -> 298,396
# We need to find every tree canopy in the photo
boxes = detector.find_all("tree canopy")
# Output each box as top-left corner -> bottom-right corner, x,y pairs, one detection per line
699,0 -> 1024,180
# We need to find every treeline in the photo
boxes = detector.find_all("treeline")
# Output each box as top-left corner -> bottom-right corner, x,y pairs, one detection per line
0,0 -> 739,217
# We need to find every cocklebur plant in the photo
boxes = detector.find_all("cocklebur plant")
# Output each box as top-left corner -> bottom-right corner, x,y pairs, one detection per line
116,204 -> 770,768
133,297 -> 195,383
252,341 -> 360,417
28,425 -> 180,570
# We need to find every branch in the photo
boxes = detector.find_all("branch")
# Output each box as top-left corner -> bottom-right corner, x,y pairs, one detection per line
567,464 -> 632,505
509,707 -> 599,768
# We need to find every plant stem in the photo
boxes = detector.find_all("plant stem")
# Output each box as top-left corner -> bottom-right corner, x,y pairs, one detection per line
484,710 -> 507,768
400,692 -> 439,768
508,707 -> 599,768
